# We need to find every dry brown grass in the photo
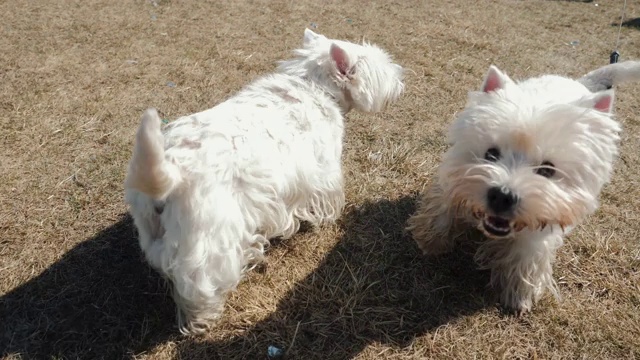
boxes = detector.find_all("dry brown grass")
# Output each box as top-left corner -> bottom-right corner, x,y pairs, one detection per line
1,0 -> 639,359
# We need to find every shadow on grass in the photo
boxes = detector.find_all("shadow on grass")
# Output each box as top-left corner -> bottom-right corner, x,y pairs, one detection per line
176,195 -> 493,359
616,18 -> 640,30
0,214 -> 177,359
1,196 -> 494,359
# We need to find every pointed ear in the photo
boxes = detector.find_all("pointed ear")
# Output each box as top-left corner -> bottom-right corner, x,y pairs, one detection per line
481,65 -> 512,93
303,28 -> 320,46
579,90 -> 615,113
330,43 -> 354,78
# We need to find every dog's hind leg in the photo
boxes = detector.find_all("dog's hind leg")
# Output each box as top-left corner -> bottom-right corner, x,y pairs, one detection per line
159,186 -> 266,335
406,181 -> 457,255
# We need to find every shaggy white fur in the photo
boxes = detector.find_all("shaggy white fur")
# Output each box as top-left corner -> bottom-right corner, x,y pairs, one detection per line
125,29 -> 404,334
407,61 -> 640,313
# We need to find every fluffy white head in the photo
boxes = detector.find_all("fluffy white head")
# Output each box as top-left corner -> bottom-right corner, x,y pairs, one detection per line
277,28 -> 404,113
440,65 -> 621,238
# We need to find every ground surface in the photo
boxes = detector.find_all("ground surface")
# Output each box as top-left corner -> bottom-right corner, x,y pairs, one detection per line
1,0 -> 640,359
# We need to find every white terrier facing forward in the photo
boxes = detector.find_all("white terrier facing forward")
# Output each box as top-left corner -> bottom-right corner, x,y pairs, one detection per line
407,61 -> 640,313
124,29 -> 404,334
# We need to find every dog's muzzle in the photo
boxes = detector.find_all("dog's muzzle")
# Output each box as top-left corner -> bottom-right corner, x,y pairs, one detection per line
481,186 -> 519,238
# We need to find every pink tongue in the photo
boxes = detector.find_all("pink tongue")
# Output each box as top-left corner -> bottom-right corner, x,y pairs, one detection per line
488,216 -> 509,228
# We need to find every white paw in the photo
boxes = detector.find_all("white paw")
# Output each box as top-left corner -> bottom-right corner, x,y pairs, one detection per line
501,293 -> 534,316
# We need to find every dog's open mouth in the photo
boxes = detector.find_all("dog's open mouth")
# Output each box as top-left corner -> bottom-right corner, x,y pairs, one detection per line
482,215 -> 512,237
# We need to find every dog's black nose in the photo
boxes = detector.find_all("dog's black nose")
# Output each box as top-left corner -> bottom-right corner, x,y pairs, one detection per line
487,186 -> 518,214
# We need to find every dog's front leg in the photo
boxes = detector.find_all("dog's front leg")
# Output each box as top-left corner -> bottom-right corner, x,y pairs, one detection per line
476,230 -> 563,314
294,166 -> 345,226
406,181 -> 457,256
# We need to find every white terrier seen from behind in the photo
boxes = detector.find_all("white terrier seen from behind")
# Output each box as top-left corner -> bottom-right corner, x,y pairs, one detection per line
125,29 -> 404,334
407,61 -> 640,314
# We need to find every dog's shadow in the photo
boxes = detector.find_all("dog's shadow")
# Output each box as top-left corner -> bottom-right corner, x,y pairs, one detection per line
177,195 -> 493,359
0,197 -> 493,359
617,18 -> 640,30
0,215 -> 178,359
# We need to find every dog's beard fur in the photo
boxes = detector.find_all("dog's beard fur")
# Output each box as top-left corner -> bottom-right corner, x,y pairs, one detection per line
124,29 -> 404,334
408,62 -> 636,313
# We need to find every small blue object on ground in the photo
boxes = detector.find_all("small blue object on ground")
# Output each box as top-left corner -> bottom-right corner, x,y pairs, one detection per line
267,345 -> 285,359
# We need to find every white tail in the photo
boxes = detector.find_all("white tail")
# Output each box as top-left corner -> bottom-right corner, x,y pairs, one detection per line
125,108 -> 181,199
578,60 -> 640,92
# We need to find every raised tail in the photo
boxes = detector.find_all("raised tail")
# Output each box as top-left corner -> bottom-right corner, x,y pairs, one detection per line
125,108 -> 181,199
578,60 -> 640,92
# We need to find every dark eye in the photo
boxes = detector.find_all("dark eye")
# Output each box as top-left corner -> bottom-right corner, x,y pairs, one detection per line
536,161 -> 556,178
484,147 -> 501,162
